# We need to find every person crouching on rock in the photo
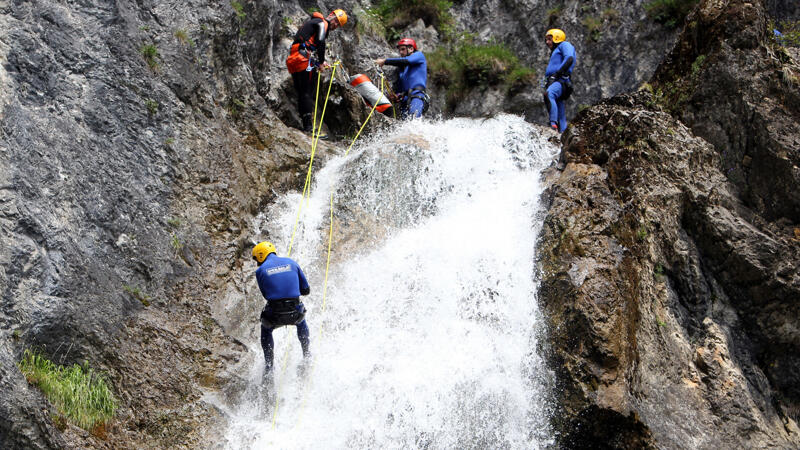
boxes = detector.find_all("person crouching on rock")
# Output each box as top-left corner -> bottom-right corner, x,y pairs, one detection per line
543,28 -> 576,133
252,241 -> 311,381
375,37 -> 430,119
286,9 -> 348,137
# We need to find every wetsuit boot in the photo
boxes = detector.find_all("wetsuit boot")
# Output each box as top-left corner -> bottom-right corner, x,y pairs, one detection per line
301,113 -> 328,140
301,113 -> 313,133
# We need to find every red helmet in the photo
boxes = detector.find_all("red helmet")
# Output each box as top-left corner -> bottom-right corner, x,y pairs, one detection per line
396,38 -> 417,50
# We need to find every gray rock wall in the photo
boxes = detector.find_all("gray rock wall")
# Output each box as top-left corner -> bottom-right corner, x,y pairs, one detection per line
0,0 -> 341,447
441,0 -> 680,122
537,0 -> 800,446
2,0 -> 796,447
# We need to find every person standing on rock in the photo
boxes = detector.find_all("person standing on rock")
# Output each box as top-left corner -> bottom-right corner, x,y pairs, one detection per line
252,241 -> 311,380
375,37 -> 429,119
286,9 -> 348,137
543,28 -> 576,133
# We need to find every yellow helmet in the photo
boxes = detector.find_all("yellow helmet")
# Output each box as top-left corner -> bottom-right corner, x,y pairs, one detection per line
252,241 -> 277,263
546,28 -> 566,43
331,8 -> 347,26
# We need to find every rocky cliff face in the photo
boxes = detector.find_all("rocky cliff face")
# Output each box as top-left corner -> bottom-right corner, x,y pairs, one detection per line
537,0 -> 800,447
2,0 -> 797,448
0,0 -> 346,447
442,0 -> 681,122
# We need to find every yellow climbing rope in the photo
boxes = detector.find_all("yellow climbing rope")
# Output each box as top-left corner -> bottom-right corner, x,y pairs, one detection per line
271,70 -> 386,430
291,74 -> 387,430
287,61 -> 340,258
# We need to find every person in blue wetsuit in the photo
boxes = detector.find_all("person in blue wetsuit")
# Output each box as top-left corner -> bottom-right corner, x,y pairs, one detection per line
376,38 -> 430,119
543,28 -> 576,133
251,241 -> 311,376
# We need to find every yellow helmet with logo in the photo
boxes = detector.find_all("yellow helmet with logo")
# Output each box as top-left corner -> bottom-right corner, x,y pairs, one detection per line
331,9 -> 347,26
252,241 -> 277,263
546,28 -> 566,43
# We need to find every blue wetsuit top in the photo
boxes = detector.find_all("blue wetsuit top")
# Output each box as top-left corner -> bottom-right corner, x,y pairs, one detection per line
545,41 -> 576,78
384,51 -> 428,93
255,253 -> 310,300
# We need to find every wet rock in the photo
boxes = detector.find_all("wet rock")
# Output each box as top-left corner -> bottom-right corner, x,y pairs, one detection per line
538,88 -> 800,447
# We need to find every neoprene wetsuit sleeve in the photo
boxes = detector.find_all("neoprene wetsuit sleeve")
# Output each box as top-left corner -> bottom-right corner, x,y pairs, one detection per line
315,21 -> 327,64
384,57 -> 410,67
297,265 -> 311,296
555,56 -> 574,78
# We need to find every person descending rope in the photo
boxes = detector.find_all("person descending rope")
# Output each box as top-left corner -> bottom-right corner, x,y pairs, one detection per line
542,28 -> 576,133
375,37 -> 430,119
286,9 -> 348,138
252,241 -> 311,386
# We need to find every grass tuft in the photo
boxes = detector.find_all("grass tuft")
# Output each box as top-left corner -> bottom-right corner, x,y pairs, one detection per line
644,0 -> 699,29
174,29 -> 195,48
18,349 -> 117,431
427,37 -> 537,106
139,44 -> 159,70
123,284 -> 151,307
371,0 -> 454,41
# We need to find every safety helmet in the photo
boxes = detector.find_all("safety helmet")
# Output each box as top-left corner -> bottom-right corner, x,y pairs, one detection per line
545,29 -> 566,44
330,9 -> 347,26
396,38 -> 417,50
252,241 -> 277,263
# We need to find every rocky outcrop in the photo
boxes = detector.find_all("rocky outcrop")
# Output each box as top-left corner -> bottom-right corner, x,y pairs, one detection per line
443,0 -> 681,122
0,0 -> 343,447
652,0 -> 800,224
2,0 -> 796,447
538,90 -> 799,448
537,0 -> 800,446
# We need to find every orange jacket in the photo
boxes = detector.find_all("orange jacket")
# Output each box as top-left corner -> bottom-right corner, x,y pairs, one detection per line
286,12 -> 328,74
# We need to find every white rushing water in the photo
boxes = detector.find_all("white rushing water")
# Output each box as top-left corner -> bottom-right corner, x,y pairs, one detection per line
222,115 -> 559,449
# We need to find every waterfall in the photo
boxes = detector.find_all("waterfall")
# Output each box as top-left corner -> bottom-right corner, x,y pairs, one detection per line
219,115 -> 559,449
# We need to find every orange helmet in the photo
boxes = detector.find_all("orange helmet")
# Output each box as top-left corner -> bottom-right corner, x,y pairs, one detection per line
330,9 -> 347,26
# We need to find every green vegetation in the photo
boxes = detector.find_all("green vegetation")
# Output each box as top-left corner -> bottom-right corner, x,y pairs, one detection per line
644,0 -> 699,29
164,137 -> 175,147
139,44 -> 159,70
144,98 -> 159,116
355,8 -> 386,39
123,284 -> 151,307
691,54 -> 706,76
167,217 -> 181,227
171,233 -> 183,254
231,1 -> 246,36
174,29 -> 195,48
636,225 -> 648,241
546,6 -> 562,27
582,16 -> 603,42
306,6 -> 321,15
18,349 -> 117,431
654,263 -> 665,281
226,97 -> 246,118
428,37 -> 537,101
231,1 -> 246,21
602,8 -> 620,24
774,20 -> 800,47
13,329 -> 21,339
371,0 -> 454,41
